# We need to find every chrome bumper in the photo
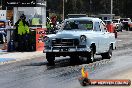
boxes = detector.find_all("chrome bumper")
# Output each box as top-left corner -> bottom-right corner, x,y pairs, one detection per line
43,46 -> 90,53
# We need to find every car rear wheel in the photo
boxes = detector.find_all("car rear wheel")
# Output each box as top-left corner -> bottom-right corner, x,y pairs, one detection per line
101,46 -> 112,59
46,53 -> 55,65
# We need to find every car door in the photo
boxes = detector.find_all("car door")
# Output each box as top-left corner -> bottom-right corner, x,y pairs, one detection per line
100,21 -> 110,52
93,22 -> 103,53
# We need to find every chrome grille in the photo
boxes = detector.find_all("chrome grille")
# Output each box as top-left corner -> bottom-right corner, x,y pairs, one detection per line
52,38 -> 79,46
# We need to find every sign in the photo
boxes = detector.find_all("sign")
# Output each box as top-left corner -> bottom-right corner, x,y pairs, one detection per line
36,28 -> 46,51
0,10 -> 6,20
79,67 -> 131,86
5,0 -> 46,7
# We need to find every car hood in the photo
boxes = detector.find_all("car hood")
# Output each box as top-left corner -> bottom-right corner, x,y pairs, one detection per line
47,30 -> 94,39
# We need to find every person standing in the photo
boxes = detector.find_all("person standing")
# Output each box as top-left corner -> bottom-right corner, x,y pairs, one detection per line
15,14 -> 30,51
51,16 -> 57,27
106,21 -> 117,38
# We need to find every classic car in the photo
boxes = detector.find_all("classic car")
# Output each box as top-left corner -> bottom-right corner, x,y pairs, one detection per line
43,17 -> 116,64
112,19 -> 123,32
120,18 -> 132,31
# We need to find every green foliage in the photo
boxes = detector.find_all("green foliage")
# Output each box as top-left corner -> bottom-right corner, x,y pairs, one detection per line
46,0 -> 132,18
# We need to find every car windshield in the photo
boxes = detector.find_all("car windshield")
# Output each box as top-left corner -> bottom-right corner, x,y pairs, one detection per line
63,20 -> 93,30
0,21 -> 5,28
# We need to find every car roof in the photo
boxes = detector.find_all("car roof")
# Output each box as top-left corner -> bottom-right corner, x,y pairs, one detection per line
65,17 -> 102,22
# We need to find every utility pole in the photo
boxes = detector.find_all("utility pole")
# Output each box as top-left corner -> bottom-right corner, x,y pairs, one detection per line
111,0 -> 113,20
74,0 -> 77,13
0,0 -> 2,9
63,0 -> 64,21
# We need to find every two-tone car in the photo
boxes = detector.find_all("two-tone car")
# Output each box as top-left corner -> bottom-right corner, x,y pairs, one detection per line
43,17 -> 116,65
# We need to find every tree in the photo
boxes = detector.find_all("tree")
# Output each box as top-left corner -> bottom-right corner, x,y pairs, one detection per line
46,0 -> 132,18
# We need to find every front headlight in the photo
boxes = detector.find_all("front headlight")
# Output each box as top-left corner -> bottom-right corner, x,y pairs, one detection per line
80,35 -> 87,44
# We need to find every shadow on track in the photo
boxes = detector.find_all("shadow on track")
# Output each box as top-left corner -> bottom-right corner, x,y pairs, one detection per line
24,56 -> 102,70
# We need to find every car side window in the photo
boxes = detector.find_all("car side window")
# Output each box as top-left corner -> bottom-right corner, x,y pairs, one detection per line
94,22 -> 100,31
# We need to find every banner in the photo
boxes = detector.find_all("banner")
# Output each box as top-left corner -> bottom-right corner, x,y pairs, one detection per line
5,0 -> 46,7
36,28 -> 46,51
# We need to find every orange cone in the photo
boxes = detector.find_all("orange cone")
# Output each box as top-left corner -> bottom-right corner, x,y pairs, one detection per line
81,67 -> 89,78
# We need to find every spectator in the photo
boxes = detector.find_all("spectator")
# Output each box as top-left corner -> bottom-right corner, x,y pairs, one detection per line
106,21 -> 117,38
106,21 -> 114,33
14,14 -> 30,51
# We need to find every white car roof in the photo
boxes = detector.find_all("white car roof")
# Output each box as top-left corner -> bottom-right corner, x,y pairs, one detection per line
65,17 -> 102,22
